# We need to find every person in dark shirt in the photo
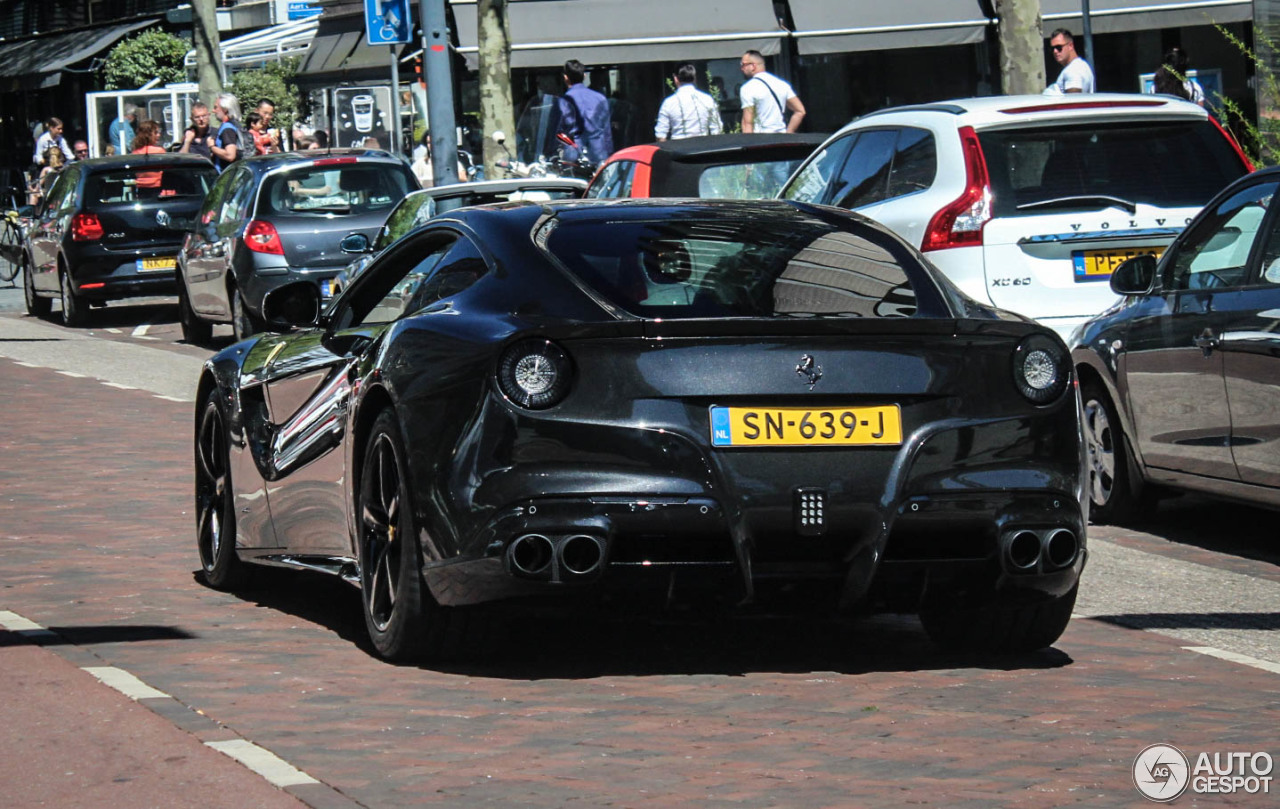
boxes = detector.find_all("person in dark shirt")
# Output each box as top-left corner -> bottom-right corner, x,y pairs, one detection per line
557,59 -> 613,167
180,102 -> 213,159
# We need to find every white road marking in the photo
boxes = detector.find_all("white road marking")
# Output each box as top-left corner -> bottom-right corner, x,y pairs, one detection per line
0,610 -> 45,631
104,382 -> 136,390
57,370 -> 87,378
82,666 -> 172,700
1183,646 -> 1280,675
206,739 -> 320,787
132,324 -> 151,338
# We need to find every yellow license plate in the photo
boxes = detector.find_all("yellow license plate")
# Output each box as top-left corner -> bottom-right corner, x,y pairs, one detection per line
137,257 -> 176,272
710,405 -> 902,447
1073,247 -> 1163,281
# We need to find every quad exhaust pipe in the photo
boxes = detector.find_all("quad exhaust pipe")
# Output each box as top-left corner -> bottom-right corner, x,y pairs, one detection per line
507,533 -> 606,581
1000,527 -> 1078,573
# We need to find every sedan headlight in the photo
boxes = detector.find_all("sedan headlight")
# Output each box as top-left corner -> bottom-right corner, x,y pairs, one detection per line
1012,334 -> 1069,404
497,339 -> 573,409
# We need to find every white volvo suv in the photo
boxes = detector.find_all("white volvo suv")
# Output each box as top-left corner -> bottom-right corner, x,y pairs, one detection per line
780,94 -> 1252,338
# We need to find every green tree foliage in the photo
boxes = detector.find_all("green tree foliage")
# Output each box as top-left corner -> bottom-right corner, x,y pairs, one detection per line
1214,24 -> 1280,167
101,29 -> 189,91
227,58 -> 303,136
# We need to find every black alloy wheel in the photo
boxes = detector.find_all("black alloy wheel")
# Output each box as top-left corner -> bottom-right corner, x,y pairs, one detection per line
196,387 -> 250,589
59,266 -> 87,327
358,409 -> 472,662
23,256 -> 50,317
178,281 -> 212,344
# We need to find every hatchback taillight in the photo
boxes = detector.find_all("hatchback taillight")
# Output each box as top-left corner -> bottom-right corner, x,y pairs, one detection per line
244,220 -> 284,255
923,126 -> 991,252
71,213 -> 104,242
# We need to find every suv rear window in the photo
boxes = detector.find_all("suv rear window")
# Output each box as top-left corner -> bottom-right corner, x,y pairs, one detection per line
540,212 -> 926,319
85,166 -> 215,203
261,164 -> 413,217
978,120 -> 1246,218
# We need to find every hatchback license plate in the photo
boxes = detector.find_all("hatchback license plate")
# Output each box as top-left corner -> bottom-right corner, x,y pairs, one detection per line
710,405 -> 902,448
1072,247 -> 1162,282
137,256 -> 176,272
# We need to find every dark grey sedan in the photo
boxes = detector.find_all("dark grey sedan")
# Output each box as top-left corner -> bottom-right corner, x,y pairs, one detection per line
177,149 -> 417,342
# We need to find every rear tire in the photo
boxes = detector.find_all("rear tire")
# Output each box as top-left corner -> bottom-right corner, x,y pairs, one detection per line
59,266 -> 87,327
358,409 -> 469,662
195,386 -> 252,589
1081,378 -> 1150,524
920,585 -> 1078,653
24,256 -> 50,317
231,288 -> 259,341
178,281 -> 212,344
0,220 -> 21,283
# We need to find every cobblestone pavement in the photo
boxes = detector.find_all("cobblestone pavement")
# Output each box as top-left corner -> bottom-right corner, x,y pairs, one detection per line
2,322 -> 1279,808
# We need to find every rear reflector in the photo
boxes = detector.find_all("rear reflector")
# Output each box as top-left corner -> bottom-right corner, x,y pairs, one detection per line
79,282 -> 106,290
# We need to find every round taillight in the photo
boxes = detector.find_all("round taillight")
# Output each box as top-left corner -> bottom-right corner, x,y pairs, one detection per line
1012,334 -> 1068,404
497,339 -> 572,409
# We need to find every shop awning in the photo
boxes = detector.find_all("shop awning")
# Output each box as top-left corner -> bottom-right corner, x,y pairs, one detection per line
184,18 -> 318,71
789,0 -> 993,56
0,18 -> 156,92
450,0 -> 786,69
297,13 -> 411,84
1041,0 -> 1252,34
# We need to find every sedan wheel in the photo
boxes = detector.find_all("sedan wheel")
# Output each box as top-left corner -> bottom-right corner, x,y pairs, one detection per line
59,267 -> 87,327
1081,379 -> 1144,524
359,410 -> 464,661
24,257 -> 51,317
196,388 -> 250,589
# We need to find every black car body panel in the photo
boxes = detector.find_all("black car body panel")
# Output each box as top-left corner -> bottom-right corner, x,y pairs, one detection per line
197,199 -> 1086,656
25,154 -> 216,308
1073,165 -> 1280,516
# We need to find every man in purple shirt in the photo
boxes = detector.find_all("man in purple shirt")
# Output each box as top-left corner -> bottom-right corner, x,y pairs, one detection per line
557,59 -> 613,167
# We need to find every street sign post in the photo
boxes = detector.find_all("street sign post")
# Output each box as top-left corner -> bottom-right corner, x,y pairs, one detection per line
364,0 -> 412,46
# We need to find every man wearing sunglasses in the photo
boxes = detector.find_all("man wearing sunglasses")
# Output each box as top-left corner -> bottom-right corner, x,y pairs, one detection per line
1048,29 -> 1094,94
73,140 -> 89,161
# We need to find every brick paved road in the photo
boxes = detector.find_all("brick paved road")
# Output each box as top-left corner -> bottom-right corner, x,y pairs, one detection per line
2,312 -> 1278,808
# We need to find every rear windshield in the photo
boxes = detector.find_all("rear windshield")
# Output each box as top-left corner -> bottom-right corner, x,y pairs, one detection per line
85,166 -> 215,203
979,120 -> 1247,218
260,164 -> 413,217
696,159 -> 808,199
540,213 -> 924,319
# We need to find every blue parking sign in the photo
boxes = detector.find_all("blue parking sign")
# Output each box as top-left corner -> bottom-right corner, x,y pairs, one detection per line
365,0 -> 411,45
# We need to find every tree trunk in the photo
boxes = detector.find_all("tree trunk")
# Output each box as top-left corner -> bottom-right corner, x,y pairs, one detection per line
477,0 -> 514,177
192,0 -> 224,106
997,0 -> 1045,95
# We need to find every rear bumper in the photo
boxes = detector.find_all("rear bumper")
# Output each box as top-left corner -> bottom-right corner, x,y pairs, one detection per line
67,250 -> 180,300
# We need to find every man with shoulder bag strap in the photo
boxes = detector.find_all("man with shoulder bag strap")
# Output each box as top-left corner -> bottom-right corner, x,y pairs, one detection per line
738,50 -> 806,133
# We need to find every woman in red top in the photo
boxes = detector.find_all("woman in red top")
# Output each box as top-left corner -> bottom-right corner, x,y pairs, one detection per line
131,119 -> 166,190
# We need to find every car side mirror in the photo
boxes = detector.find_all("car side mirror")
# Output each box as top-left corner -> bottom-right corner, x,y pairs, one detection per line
262,281 -> 321,328
340,232 -> 371,254
1110,254 -> 1158,295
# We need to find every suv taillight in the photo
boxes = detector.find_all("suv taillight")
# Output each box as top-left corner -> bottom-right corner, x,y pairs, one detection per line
244,220 -> 284,255
923,126 -> 991,252
71,213 -> 104,241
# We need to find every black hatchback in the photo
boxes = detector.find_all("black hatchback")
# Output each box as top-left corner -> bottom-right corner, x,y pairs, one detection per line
23,154 -> 217,326
177,149 -> 418,343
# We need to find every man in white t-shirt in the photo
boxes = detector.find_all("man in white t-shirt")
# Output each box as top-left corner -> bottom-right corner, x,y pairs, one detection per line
738,50 -> 806,133
1049,29 -> 1095,94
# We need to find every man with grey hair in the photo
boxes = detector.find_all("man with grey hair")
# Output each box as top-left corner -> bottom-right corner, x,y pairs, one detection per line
108,103 -> 137,154
208,93 -> 242,172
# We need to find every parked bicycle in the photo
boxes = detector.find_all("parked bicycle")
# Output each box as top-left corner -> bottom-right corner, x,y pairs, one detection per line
0,188 -> 29,285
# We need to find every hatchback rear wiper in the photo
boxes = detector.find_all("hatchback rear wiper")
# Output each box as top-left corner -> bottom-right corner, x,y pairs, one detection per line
1017,195 -> 1138,215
